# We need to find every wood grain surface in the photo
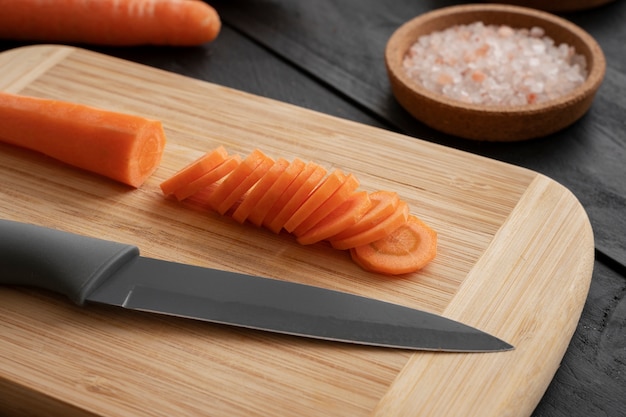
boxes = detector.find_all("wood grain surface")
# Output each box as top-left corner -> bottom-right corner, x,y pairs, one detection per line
0,45 -> 594,417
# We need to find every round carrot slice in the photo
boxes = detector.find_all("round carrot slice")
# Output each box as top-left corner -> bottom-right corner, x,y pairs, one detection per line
264,162 -> 327,234
350,215 -> 437,275
292,173 -> 360,237
329,190 -> 400,241
248,158 -> 306,227
173,154 -> 241,201
210,150 -> 274,215
160,146 -> 228,196
296,191 -> 371,245
329,201 -> 409,250
231,158 -> 290,224
284,169 -> 346,234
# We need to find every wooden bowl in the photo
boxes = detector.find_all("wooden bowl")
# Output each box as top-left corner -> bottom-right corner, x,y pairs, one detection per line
385,4 -> 606,141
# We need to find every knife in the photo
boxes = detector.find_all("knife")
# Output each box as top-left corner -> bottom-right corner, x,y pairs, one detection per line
0,219 -> 513,352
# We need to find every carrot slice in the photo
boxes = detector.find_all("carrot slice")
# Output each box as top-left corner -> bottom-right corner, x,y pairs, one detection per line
292,173 -> 360,236
231,158 -> 290,224
0,0 -> 221,46
264,162 -> 327,234
210,150 -> 274,215
160,146 -> 228,196
330,201 -> 409,250
284,169 -> 347,234
329,191 -> 400,241
247,158 -> 306,227
296,191 -> 371,245
0,91 -> 166,188
173,154 -> 241,201
350,215 -> 437,275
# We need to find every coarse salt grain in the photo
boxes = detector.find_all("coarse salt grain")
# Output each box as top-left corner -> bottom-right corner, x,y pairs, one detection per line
403,21 -> 588,106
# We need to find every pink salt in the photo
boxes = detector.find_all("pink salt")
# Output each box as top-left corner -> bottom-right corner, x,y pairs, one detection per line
403,22 -> 588,106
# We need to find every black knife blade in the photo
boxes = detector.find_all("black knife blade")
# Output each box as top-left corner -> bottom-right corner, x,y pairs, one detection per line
0,219 -> 513,352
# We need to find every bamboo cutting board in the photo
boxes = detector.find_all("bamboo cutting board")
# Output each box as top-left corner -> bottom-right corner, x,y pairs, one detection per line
0,45 -> 594,417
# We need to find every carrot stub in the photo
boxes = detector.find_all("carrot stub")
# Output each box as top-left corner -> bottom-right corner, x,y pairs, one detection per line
350,215 -> 437,275
0,91 -> 166,188
0,0 -> 221,46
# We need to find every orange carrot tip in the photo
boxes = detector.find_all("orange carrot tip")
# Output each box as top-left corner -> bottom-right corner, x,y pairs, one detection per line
350,215 -> 437,275
0,91 -> 166,188
0,0 -> 221,46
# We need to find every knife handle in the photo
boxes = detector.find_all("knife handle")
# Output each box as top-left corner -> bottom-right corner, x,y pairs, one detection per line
0,219 -> 139,305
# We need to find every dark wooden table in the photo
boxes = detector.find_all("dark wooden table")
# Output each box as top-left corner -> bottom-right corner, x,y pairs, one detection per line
1,1 -> 624,416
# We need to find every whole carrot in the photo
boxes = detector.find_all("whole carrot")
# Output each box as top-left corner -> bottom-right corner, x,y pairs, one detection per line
0,91 -> 166,188
0,0 -> 221,46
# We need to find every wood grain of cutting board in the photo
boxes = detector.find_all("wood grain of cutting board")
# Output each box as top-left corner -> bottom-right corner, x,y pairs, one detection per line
0,45 -> 594,417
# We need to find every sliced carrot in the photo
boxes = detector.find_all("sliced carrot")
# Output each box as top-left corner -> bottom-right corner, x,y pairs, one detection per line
284,169 -> 347,234
0,91 -> 165,188
247,158 -> 306,227
173,154 -> 241,201
329,191 -> 400,241
292,173 -> 360,236
350,215 -> 437,275
231,158 -> 290,224
264,162 -> 327,234
160,146 -> 228,196
0,0 -> 221,46
209,150 -> 274,215
330,201 -> 409,250
296,191 -> 371,245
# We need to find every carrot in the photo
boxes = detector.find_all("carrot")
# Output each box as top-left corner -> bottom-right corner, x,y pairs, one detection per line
231,158 -> 290,224
247,158 -> 306,227
0,0 -> 221,46
0,91 -> 165,188
329,191 -> 400,241
264,162 -> 327,234
208,150 -> 274,215
292,173 -> 360,237
284,169 -> 347,234
330,201 -> 410,250
160,146 -> 228,196
173,154 -> 241,201
296,191 -> 371,246
350,215 -> 437,275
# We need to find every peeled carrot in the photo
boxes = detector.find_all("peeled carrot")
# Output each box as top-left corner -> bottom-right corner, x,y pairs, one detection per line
209,150 -> 274,215
231,158 -> 290,224
330,201 -> 410,250
292,173 -> 360,237
0,91 -> 165,188
0,0 -> 221,46
173,154 -> 241,201
284,169 -> 346,234
160,146 -> 228,196
296,191 -> 371,245
264,162 -> 327,234
247,158 -> 306,227
350,215 -> 437,275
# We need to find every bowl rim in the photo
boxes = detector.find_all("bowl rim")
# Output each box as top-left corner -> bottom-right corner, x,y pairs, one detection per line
385,3 -> 607,115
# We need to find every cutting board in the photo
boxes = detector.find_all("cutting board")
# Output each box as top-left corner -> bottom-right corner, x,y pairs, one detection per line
0,45 -> 594,417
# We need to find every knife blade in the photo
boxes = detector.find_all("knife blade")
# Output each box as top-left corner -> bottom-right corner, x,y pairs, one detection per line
0,219 -> 513,352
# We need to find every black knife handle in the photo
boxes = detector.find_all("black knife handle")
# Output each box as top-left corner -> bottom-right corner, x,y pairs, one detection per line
0,219 -> 139,305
